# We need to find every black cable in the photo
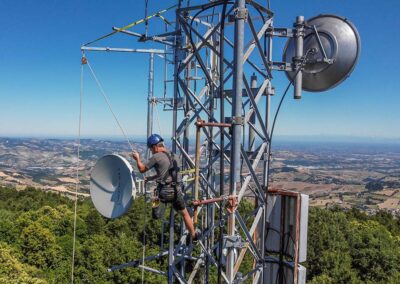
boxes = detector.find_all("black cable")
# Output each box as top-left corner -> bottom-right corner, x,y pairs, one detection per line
189,1 -> 233,28
186,2 -> 234,89
205,8 -> 217,284
266,49 -> 313,187
188,2 -> 266,55
183,4 -> 230,283
184,3 -> 274,281
218,2 -> 228,284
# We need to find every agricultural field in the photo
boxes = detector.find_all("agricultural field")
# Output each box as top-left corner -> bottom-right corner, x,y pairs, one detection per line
0,137 -> 399,214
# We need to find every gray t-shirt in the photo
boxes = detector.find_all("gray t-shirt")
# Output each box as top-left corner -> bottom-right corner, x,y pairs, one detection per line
145,151 -> 179,183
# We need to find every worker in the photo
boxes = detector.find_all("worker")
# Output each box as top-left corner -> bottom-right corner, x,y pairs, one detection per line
132,134 -> 200,241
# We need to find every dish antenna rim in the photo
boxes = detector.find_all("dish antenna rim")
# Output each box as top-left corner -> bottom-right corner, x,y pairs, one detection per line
283,13 -> 361,92
90,154 -> 136,219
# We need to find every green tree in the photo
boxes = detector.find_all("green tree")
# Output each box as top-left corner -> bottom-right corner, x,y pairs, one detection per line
387,271 -> 400,284
20,222 -> 61,269
1,185 -> 399,283
371,210 -> 400,236
307,208 -> 360,283
307,274 -> 333,284
0,209 -> 19,245
85,209 -> 106,235
346,220 -> 400,282
0,242 -> 46,284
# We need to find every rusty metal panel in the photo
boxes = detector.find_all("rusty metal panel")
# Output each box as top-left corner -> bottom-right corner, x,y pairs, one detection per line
265,190 -> 309,263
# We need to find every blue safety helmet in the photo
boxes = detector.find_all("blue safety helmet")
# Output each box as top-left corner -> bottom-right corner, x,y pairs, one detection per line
147,134 -> 164,148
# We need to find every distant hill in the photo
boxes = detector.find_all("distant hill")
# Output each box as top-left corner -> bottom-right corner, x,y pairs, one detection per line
0,137 -> 399,215
0,137 -> 147,195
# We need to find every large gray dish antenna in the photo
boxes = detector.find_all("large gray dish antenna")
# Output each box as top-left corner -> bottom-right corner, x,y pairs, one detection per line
283,14 -> 361,92
90,154 -> 136,219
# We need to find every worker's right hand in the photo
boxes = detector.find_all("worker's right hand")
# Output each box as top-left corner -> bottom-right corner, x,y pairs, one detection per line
132,151 -> 140,161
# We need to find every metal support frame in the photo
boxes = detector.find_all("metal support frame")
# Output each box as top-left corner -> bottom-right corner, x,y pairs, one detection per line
165,1 -> 277,282
83,1 -> 310,283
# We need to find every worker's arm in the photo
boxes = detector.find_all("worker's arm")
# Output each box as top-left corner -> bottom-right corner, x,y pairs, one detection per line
132,152 -> 148,173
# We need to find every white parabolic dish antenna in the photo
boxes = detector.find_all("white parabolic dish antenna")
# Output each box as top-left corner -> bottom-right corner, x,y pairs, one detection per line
283,14 -> 361,92
90,154 -> 136,219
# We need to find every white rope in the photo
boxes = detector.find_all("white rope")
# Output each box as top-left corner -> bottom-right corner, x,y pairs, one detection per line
141,194 -> 147,283
86,60 -> 135,153
71,60 -> 84,284
86,57 -> 149,282
83,57 -> 155,284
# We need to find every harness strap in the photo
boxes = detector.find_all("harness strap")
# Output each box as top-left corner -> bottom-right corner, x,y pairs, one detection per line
162,152 -> 179,185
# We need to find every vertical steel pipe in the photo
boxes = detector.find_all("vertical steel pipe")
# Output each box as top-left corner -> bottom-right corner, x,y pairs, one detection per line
168,3 -> 182,282
218,3 -> 228,282
194,123 -> 201,225
182,17 -> 191,276
261,19 -> 274,283
294,16 -> 304,99
146,53 -> 155,159
172,7 -> 182,153
168,207 -> 175,284
227,0 -> 246,281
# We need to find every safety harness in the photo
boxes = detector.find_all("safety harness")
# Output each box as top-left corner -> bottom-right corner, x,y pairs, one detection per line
156,152 -> 180,203
162,152 -> 179,186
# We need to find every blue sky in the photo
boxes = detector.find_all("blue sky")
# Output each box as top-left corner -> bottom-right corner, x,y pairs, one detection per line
0,0 -> 399,141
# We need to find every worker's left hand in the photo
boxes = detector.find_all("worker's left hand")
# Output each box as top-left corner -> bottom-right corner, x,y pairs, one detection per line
132,151 -> 140,161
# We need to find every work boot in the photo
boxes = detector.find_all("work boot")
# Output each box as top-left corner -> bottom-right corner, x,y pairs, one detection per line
152,199 -> 161,219
185,228 -> 201,244
193,228 -> 202,243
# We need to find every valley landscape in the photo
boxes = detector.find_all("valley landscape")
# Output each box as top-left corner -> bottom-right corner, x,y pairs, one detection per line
0,137 -> 399,215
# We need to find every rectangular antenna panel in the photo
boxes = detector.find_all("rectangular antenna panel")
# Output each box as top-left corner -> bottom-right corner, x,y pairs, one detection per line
264,258 -> 306,284
266,191 -> 309,262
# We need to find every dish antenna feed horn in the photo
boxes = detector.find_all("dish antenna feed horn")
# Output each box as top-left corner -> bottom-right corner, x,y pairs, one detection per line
90,154 -> 137,219
283,14 -> 361,98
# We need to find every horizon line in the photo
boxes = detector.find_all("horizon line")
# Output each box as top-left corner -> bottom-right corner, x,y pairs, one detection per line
1,134 -> 400,144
